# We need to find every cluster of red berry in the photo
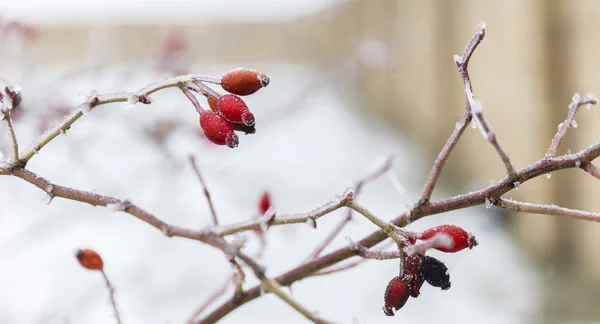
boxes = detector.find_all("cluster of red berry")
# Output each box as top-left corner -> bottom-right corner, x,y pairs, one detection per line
198,68 -> 269,148
383,224 -> 478,316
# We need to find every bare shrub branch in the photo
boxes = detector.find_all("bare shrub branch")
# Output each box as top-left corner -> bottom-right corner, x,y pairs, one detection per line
495,198 -> 600,222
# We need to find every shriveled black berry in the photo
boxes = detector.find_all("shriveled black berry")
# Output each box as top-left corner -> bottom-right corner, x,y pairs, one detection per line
418,255 -> 451,290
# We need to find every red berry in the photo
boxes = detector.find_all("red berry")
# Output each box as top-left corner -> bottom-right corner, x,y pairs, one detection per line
199,111 -> 239,148
76,249 -> 104,271
383,276 -> 410,316
403,255 -> 425,298
258,192 -> 271,215
420,224 -> 477,253
217,94 -> 255,126
221,68 -> 269,96
207,95 -> 219,112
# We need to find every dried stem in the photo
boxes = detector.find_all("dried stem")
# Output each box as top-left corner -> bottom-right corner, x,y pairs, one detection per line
214,192 -> 351,236
420,22 -> 486,203
581,161 -> 600,180
346,201 -> 404,246
350,242 -> 402,260
189,155 -> 219,226
20,73 -> 221,163
187,277 -> 233,324
100,270 -> 122,324
228,257 -> 246,299
181,84 -> 205,115
2,109 -> 19,164
235,252 -> 330,324
470,102 -> 517,177
495,198 -> 600,222
546,93 -> 598,158
307,154 -> 395,259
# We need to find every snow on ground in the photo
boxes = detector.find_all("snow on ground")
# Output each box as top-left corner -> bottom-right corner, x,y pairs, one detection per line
0,63 -> 541,324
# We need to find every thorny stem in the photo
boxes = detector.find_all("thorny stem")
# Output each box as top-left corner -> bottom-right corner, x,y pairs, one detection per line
3,109 -> 19,164
494,198 -> 600,222
546,93 -> 598,158
100,270 -> 122,324
189,155 -> 219,226
420,22 -> 486,204
20,73 -> 221,163
307,154 -> 395,259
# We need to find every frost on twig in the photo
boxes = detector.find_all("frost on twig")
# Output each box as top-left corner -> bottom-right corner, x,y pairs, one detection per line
189,155 -> 219,226
546,92 -> 598,158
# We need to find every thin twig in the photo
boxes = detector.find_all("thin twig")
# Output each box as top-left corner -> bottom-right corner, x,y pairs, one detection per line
346,201 -> 404,246
307,154 -> 395,259
214,192 -> 352,236
420,22 -> 486,203
189,155 -> 219,226
187,277 -> 233,324
180,84 -> 205,115
404,233 -> 453,256
495,198 -> 600,222
20,73 -> 222,163
350,242 -> 402,260
470,102 -> 517,177
235,252 -> 330,324
228,257 -> 246,299
100,270 -> 122,324
546,93 -> 598,158
582,161 -> 600,180
2,109 -> 19,164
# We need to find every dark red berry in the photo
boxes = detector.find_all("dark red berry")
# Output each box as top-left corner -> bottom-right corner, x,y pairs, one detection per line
199,111 -> 239,148
403,255 -> 425,298
420,224 -> 477,253
418,255 -> 451,290
221,68 -> 269,96
76,249 -> 104,271
217,94 -> 255,126
383,276 -> 410,316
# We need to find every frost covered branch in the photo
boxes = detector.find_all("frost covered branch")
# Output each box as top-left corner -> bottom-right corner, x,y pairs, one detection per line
307,154 -> 395,259
19,73 -> 226,163
546,93 -> 598,158
420,22 -> 486,204
2,109 -> 19,164
494,198 -> 600,222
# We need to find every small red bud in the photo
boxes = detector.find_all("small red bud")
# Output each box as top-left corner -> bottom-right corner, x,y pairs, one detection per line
383,276 -> 410,316
75,249 -> 104,271
217,94 -> 255,126
221,68 -> 269,96
199,111 -> 239,148
420,224 -> 477,253
258,192 -> 272,215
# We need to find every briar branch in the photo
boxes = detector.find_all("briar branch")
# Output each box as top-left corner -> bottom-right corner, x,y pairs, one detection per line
493,198 -> 600,222
100,270 -> 122,324
189,155 -> 219,226
581,161 -> 600,180
2,109 -> 19,164
19,73 -> 222,163
307,154 -> 395,259
419,22 -> 486,204
546,93 -> 598,158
